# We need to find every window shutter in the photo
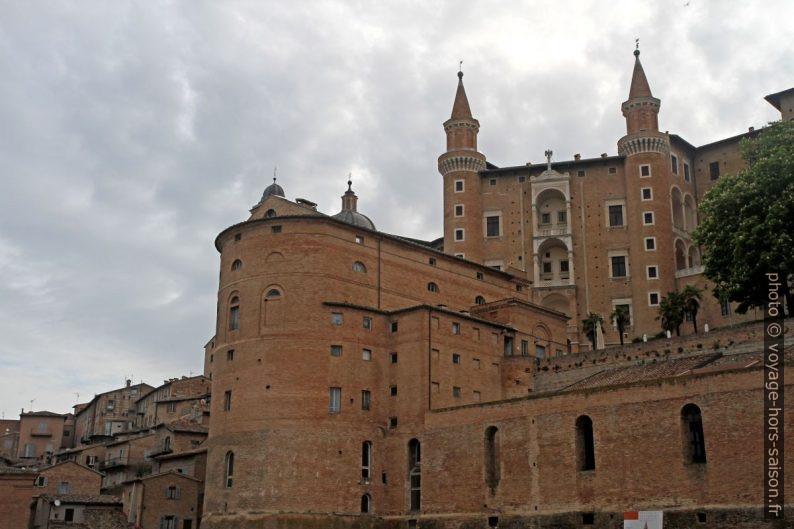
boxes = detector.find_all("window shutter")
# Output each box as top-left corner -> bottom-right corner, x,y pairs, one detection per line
165,487 -> 169,499
176,487 -> 181,499
159,518 -> 165,529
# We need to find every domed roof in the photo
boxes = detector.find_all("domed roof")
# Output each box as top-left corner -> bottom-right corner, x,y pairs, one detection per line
261,177 -> 285,200
331,179 -> 376,231
332,209 -> 376,230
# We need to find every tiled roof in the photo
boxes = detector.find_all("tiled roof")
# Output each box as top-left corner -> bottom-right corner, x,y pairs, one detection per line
564,354 -> 721,391
40,494 -> 121,505
20,410 -> 64,418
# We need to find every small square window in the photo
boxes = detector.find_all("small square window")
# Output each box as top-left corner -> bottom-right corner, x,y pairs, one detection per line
389,386 -> 397,396
330,345 -> 343,357
363,317 -> 372,330
640,165 -> 651,177
454,229 -> 464,241
271,225 -> 282,233
454,180 -> 464,192
649,292 -> 660,306
388,417 -> 398,429
489,178 -> 497,186
608,167 -> 617,174
452,353 -> 461,364
644,237 -> 656,251
234,233 -> 242,241
452,386 -> 461,398
647,265 -> 658,279
452,322 -> 461,335
362,349 -> 372,361
476,272 -> 484,280
641,188 -> 652,201
577,170 -> 586,177
541,212 -> 551,224
454,204 -> 463,217
355,235 -> 364,244
390,321 -> 398,333
429,257 -> 436,266
389,352 -> 398,364
518,176 -> 526,182
331,313 -> 343,326
643,211 -> 654,225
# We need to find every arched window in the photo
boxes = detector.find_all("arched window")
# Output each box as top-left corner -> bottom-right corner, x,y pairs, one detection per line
362,441 -> 372,480
228,296 -> 240,331
575,415 -> 595,471
475,295 -> 486,305
231,259 -> 242,271
484,426 -> 500,492
353,261 -> 367,273
682,404 -> 707,464
265,209 -> 276,218
224,451 -> 234,488
427,282 -> 439,293
265,289 -> 281,299
163,436 -> 171,451
408,439 -> 421,511
360,494 -> 371,514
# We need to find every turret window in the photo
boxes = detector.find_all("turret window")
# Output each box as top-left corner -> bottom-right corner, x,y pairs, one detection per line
641,187 -> 653,201
224,451 -> 234,488
454,180 -> 464,192
475,295 -> 485,305
427,282 -> 440,293
231,259 -> 242,271
228,297 -> 240,331
454,204 -> 464,217
671,155 -> 679,174
640,164 -> 651,177
353,261 -> 367,273
454,229 -> 464,241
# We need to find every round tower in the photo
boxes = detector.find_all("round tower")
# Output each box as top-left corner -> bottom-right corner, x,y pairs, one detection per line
438,70 -> 486,262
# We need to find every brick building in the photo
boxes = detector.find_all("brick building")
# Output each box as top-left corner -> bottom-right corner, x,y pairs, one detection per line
18,411 -> 66,461
198,49 -> 792,528
74,380 -> 154,444
0,466 -> 36,529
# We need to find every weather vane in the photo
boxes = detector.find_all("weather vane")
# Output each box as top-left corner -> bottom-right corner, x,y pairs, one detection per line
635,38 -> 639,50
273,166 -> 277,183
459,60 -> 463,73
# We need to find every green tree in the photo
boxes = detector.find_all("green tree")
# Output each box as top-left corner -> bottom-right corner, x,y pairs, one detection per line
693,120 -> 794,317
610,305 -> 631,345
582,312 -> 604,350
681,284 -> 703,334
657,292 -> 685,336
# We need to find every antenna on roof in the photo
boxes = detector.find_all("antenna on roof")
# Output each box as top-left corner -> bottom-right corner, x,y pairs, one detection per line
29,399 -> 35,411
273,166 -> 278,183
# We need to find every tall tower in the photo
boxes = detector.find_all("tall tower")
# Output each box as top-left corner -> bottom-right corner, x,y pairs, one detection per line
617,46 -> 678,334
438,71 -> 486,262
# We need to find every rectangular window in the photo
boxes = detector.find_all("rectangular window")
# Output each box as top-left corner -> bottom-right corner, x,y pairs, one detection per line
489,178 -> 496,186
57,481 -> 70,494
521,340 -> 529,357
647,265 -> 658,279
709,161 -> 720,180
452,353 -> 461,364
388,417 -> 398,429
228,306 -> 240,330
428,257 -> 436,266
721,300 -> 731,316
160,516 -> 176,529
640,164 -> 651,177
558,211 -> 567,224
560,260 -> 569,273
608,167 -> 617,174
65,509 -> 75,523
473,391 -> 481,401
611,256 -> 627,278
452,322 -> 460,335
476,272 -> 484,280
223,391 -> 232,411
671,155 -> 678,174
389,352 -> 398,364
361,390 -> 371,410
454,229 -> 464,241
643,211 -> 654,225
535,345 -> 546,358
329,388 -> 341,414
577,169 -> 586,177
645,237 -> 656,251
541,212 -> 551,224
362,317 -> 372,330
641,187 -> 652,201
390,321 -> 398,333
649,292 -> 660,306
362,349 -> 372,361
608,205 -> 624,227
167,402 -> 176,413
330,345 -> 342,357
684,163 -> 691,182
486,216 -> 500,237
454,180 -> 464,192
227,349 -> 234,361
614,303 -> 632,327
518,175 -> 526,182
271,225 -> 282,233
454,204 -> 464,217
542,261 -> 552,274
452,386 -> 461,398
331,312 -> 343,326
390,386 -> 397,396
355,235 -> 364,244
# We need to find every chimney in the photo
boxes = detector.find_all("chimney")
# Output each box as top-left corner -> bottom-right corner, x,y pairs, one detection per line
749,126 -> 755,132
600,153 -> 608,158
126,379 -> 131,388
574,153 -> 581,161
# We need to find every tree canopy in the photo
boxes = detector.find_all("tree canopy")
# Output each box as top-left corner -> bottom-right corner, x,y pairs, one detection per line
693,120 -> 794,317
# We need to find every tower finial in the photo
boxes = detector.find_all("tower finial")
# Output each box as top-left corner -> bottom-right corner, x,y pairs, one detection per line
544,149 -> 553,170
347,173 -> 352,191
458,60 -> 463,79
634,38 -> 640,57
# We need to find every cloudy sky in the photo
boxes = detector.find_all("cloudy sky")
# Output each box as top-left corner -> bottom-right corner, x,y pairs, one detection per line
0,0 -> 791,417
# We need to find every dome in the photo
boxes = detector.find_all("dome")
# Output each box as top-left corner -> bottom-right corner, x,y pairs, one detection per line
261,178 -> 285,200
332,209 -> 376,230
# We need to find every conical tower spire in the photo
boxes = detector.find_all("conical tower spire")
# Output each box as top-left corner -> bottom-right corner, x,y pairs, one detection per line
450,71 -> 473,120
628,48 -> 653,99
